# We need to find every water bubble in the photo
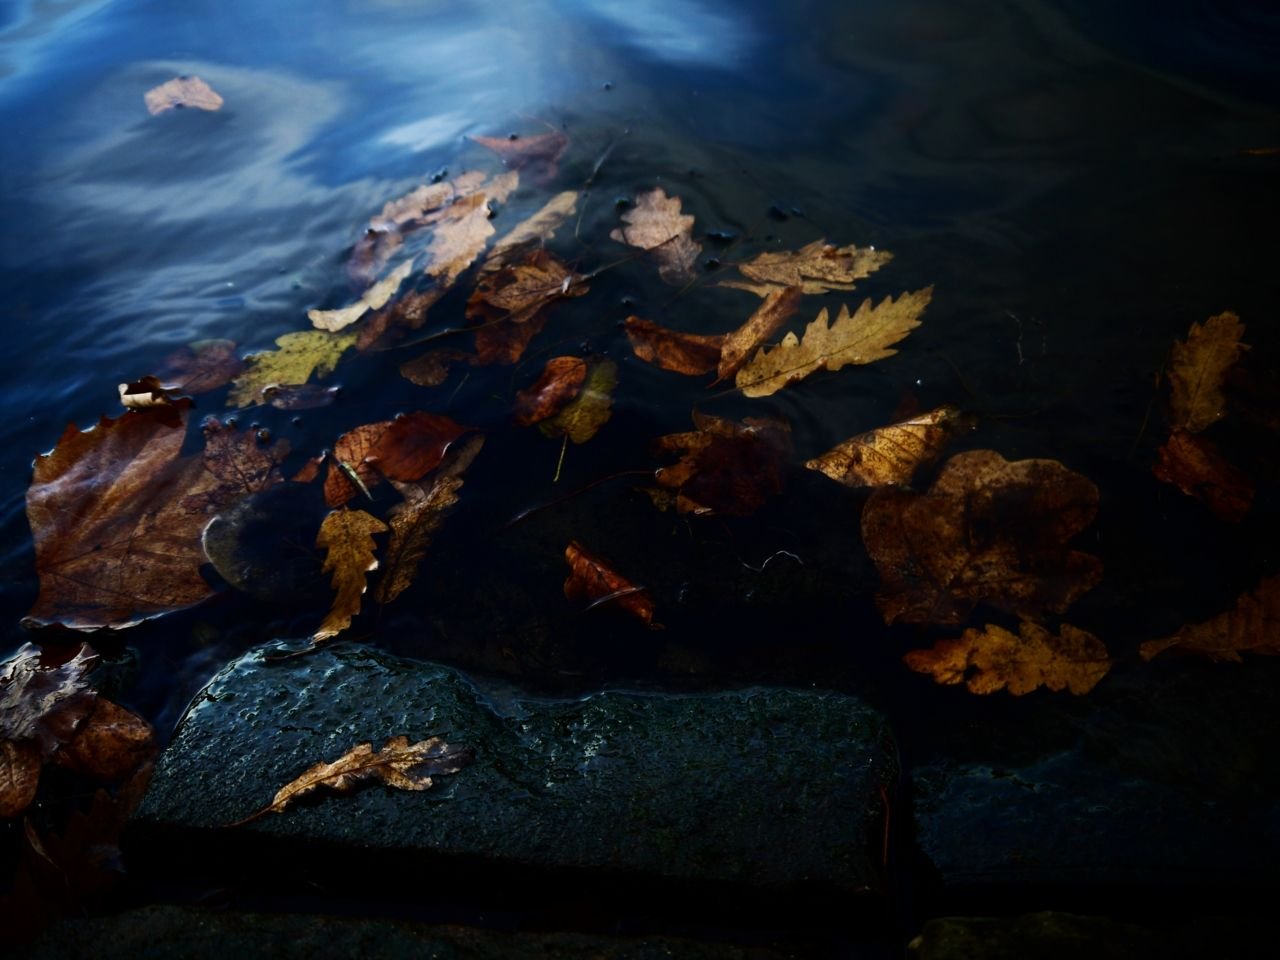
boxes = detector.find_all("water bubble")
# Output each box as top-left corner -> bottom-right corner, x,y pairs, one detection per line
602,81 -> 613,91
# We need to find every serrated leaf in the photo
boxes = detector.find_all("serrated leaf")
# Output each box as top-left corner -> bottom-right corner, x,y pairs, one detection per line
1140,574 -> 1280,663
905,622 -> 1110,695
610,188 -> 701,284
1168,311 -> 1248,433
721,238 -> 892,295
313,508 -> 388,640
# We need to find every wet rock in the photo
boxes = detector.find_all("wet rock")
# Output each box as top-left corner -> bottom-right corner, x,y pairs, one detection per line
136,644 -> 897,894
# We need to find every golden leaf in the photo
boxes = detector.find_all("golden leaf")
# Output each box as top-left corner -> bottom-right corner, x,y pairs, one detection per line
722,239 -> 892,296
144,76 -> 223,115
308,259 -> 415,332
904,622 -> 1110,695
484,190 -> 579,272
623,316 -> 725,376
610,187 -> 701,284
716,285 -> 803,384
1139,574 -> 1280,663
313,508 -> 388,640
735,288 -> 931,398
805,406 -> 960,488
228,330 -> 356,408
1168,311 -> 1248,433
539,360 -> 617,444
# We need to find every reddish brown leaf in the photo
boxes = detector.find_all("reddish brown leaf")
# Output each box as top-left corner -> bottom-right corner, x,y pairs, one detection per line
610,188 -> 702,284
624,316 -> 725,376
155,339 -> 244,395
653,413 -> 792,517
564,541 -> 657,627
1153,429 -> 1254,523
467,249 -> 588,365
471,130 -> 569,184
1,741 -> 40,818
324,412 -> 470,507
515,357 -> 588,426
55,699 -> 156,783
715,285 -> 803,384
355,287 -> 444,352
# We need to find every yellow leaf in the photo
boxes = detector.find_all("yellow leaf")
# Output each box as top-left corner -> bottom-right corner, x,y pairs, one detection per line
721,239 -> 893,296
313,508 -> 388,640
1139,574 -> 1280,663
736,287 -> 932,398
805,405 -> 959,488
308,259 -> 415,332
539,360 -> 617,444
228,330 -> 356,408
716,286 -> 802,384
1168,311 -> 1248,433
904,622 -> 1110,695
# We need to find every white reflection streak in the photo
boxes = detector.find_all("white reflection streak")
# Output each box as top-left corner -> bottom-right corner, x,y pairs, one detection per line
578,0 -> 756,65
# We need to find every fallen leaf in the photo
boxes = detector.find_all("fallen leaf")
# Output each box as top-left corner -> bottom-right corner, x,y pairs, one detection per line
736,288 -> 931,397
539,359 -> 617,443
861,450 -> 1101,625
372,172 -> 488,234
1139,574 -> 1280,662
399,349 -> 470,387
1153,429 -> 1254,523
564,540 -> 657,627
484,191 -> 579,272
805,405 -> 960,488
347,227 -> 403,291
721,239 -> 892,296
610,187 -> 701,284
624,316 -> 725,376
904,622 -> 1110,695
323,412 -> 470,507
313,508 -> 388,640
154,339 -> 243,394
26,405 -> 289,628
356,287 -> 444,352
1,741 -> 40,818
375,435 -> 484,605
472,129 -> 569,184
1168,311 -> 1248,433
1,643 -> 98,761
514,357 -> 588,426
234,735 -> 473,824
653,413 -> 792,516
716,285 -> 803,384
258,383 -> 341,411
468,249 -> 588,365
228,330 -> 356,408
424,172 -> 520,287
117,376 -> 183,416
144,76 -> 223,115
55,699 -> 155,783
308,259 -> 415,332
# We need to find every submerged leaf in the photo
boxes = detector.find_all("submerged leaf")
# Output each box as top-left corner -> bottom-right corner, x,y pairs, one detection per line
1168,311 -> 1248,433
228,330 -> 356,408
399,349 -> 470,387
624,316 -> 725,376
308,259 -> 415,332
314,508 -> 388,640
324,412 -> 470,507
144,76 -> 223,115
424,172 -> 519,287
805,406 -> 960,488
904,622 -> 1110,695
472,129 -> 569,184
155,339 -> 243,395
721,239 -> 892,296
716,285 -> 803,384
539,360 -> 617,444
564,541 -> 657,627
484,191 -> 579,272
1139,574 -> 1280,662
610,188 -> 701,284
1153,429 -> 1254,523
468,249 -> 587,365
514,357 -> 587,426
55,699 -> 155,783
653,413 -> 792,517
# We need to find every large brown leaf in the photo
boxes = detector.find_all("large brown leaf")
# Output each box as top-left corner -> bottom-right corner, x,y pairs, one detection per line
862,450 -> 1101,625
468,249 -> 588,365
1139,574 -> 1280,662
1168,311 -> 1248,433
564,541 -> 657,627
653,413 -> 792,517
716,285 -> 803,384
323,412 -> 470,507
26,405 -> 289,628
610,188 -> 701,284
623,316 -> 725,376
805,406 -> 960,489
721,239 -> 892,296
314,508 -> 388,640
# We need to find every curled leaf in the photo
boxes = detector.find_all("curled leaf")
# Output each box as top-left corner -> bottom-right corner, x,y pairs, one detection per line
324,412 -> 470,507
716,285 -> 804,384
514,357 -> 587,426
721,239 -> 892,296
228,330 -> 356,408
144,76 -> 223,115
1169,311 -> 1248,433
314,508 -> 388,640
805,406 -> 960,488
564,541 -> 657,627
118,376 -> 183,416
624,316 -> 725,376
1139,574 -> 1280,663
610,188 -> 701,284
653,413 -> 792,517
904,622 -> 1110,695
538,359 -> 617,444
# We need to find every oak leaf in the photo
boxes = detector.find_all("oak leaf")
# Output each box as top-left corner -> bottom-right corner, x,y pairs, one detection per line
314,508 -> 388,640
308,259 -> 415,332
653,413 -> 792,517
716,285 -> 803,383
472,129 -> 569,184
144,76 -> 223,115
861,450 -> 1101,625
1153,429 -> 1254,523
721,239 -> 892,296
736,288 -> 931,397
514,357 -> 588,426
468,249 -> 588,365
1168,311 -> 1248,433
1139,574 -> 1280,662
564,541 -> 657,627
424,172 -> 519,287
610,188 -> 701,284
323,412 -> 470,507
805,405 -> 960,488
155,339 -> 243,394
538,359 -> 617,444
904,622 -> 1110,695
228,330 -> 356,408
624,316 -> 725,375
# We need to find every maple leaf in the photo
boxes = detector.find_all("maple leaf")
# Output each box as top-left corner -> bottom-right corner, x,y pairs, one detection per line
538,359 -> 617,444
375,435 -> 484,605
323,412 -> 470,507
314,508 -> 388,640
624,316 -> 725,376
720,239 -> 892,296
1139,574 -> 1280,662
716,285 -> 803,384
1153,429 -> 1254,523
468,249 -> 588,365
861,449 -> 1102,625
144,76 -> 223,115
736,288 -> 931,397
472,129 -> 569,184
805,406 -> 961,489
154,339 -> 243,394
1168,311 -> 1248,433
514,357 -> 588,426
26,405 -> 288,629
904,622 -> 1111,695
232,735 -> 473,825
610,188 -> 701,284
483,191 -> 580,273
653,413 -> 792,517
308,259 -> 415,332
228,330 -> 356,408
564,541 -> 658,627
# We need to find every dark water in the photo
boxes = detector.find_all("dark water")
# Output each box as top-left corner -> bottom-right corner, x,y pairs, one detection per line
2,0 -> 1280,935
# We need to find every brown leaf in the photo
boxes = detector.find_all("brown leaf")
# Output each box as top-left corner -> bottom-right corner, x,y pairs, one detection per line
314,508 -> 388,640
716,285 -> 803,384
324,412 -> 470,507
155,339 -> 243,394
472,129 -> 569,184
144,76 -> 223,115
347,227 -> 404,291
904,622 -> 1110,695
356,288 -> 444,353
308,259 -> 415,332
721,239 -> 892,296
805,405 -> 960,488
399,349 -> 470,387
424,172 -> 519,287
624,316 -> 725,376
1,741 -> 40,818
1153,429 -> 1254,523
564,541 -> 657,627
1140,574 -> 1280,662
514,357 -> 587,426
1168,311 -> 1248,433
610,188 -> 702,284
484,191 -> 580,272
736,288 -> 931,397
861,450 -> 1102,625
55,699 -> 155,783
539,360 -> 617,444
26,405 -> 289,628
468,249 -> 588,365
653,413 -> 792,517
372,172 -> 488,234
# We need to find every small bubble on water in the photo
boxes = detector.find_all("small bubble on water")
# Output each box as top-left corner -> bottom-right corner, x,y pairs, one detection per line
602,81 -> 613,91
256,428 -> 272,443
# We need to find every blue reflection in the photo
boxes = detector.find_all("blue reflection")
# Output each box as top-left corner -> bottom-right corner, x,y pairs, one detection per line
576,0 -> 757,66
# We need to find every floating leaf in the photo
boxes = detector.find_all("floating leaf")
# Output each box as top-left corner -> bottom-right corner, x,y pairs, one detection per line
308,259 -> 415,332
624,316 -> 725,375
424,172 -> 519,287
1168,311 -> 1248,433
653,413 -> 792,517
484,190 -> 579,273
539,360 -> 617,444
716,285 -> 803,384
356,287 -> 444,352
1153,429 -> 1254,523
514,357 -> 587,426
736,288 -> 931,397
721,239 -> 892,296
468,249 -> 587,365
144,76 -> 223,115
314,508 -> 388,640
117,376 -> 183,416
324,412 -> 470,507
155,339 -> 243,394
610,188 -> 701,284
861,450 -> 1101,625
1139,574 -> 1280,662
564,541 -> 657,627
472,129 -> 569,184
399,349 -> 470,387
228,330 -> 356,408
805,405 -> 960,489
904,622 -> 1110,695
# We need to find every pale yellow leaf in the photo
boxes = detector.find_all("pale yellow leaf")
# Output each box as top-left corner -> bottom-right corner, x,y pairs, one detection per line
308,259 -> 415,332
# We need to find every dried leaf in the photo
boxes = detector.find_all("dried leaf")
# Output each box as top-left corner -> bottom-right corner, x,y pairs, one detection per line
228,330 -> 356,408
1140,574 -> 1280,662
862,450 -> 1101,625
1,644 -> 98,758
1,741 -> 40,818
653,413 -> 792,517
905,622 -> 1110,695
468,249 -> 587,365
314,508 -> 388,640
259,383 -> 341,411
356,287 -> 444,352
472,130 -> 569,184
424,172 -> 519,287
624,316 -> 725,375
1153,429 -> 1254,523
514,357 -> 587,426
722,239 -> 892,296
805,405 -> 960,488
55,699 -> 155,783
399,349 -> 470,387
610,188 -> 701,284
736,288 -> 931,397
323,412 -> 469,507
372,172 -> 488,233
1169,311 -> 1248,433
539,360 -> 617,444
155,339 -> 243,394
716,285 -> 803,383
564,541 -> 657,627
144,76 -> 223,115
308,259 -> 415,332
118,376 -> 183,415
484,191 -> 579,271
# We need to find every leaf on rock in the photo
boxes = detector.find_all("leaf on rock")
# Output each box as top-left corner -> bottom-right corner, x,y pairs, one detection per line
539,359 -> 617,444
805,405 -> 960,488
1139,574 -> 1280,662
610,188 -> 701,285
736,288 -> 931,397
624,316 -> 725,375
399,349 -> 470,387
483,190 -> 580,273
228,330 -> 356,408
472,130 -> 569,184
653,412 -> 792,517
1168,311 -> 1248,433
564,540 -> 657,627
468,249 -> 588,365
514,357 -> 588,426
235,735 -> 473,825
716,285 -> 803,384
721,239 -> 892,296
144,76 -> 223,115
308,259 -> 415,332
904,622 -> 1110,695
861,449 -> 1102,625
155,339 -> 243,394
324,412 -> 470,507
314,508 -> 388,640
1153,429 -> 1254,523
